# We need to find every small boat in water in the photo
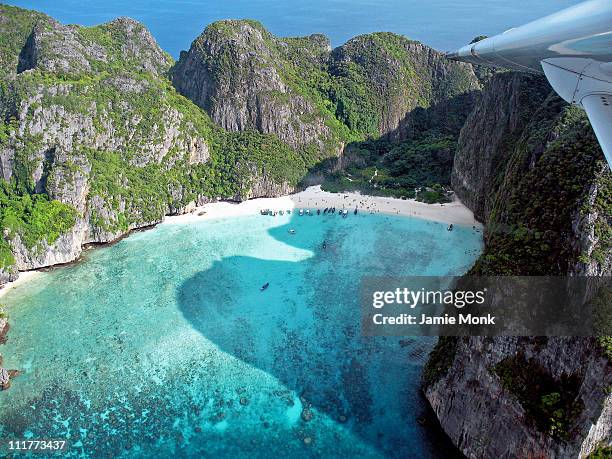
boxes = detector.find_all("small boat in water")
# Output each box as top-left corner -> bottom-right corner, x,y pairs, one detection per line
317,209 -> 320,215
299,209 -> 304,216
354,208 -> 358,215
288,229 -> 296,234
287,210 -> 291,214
260,282 -> 270,291
279,210 -> 284,215
324,208 -> 328,214
447,224 -> 453,231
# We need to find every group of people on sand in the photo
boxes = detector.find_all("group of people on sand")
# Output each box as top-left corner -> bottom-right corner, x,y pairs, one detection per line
297,192 -> 438,218
298,194 -> 387,215
296,190 -> 477,226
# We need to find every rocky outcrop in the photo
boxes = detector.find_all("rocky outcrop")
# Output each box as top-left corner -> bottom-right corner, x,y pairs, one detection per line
1,8 -> 311,282
329,33 -> 480,140
0,267 -> 18,286
172,23 -> 480,160
234,167 -> 294,201
17,15 -> 171,76
425,337 -> 610,458
571,165 -> 612,276
10,219 -> 88,270
17,20 -> 104,74
172,21 -> 339,159
0,317 -> 8,344
451,72 -> 552,222
426,70 -> 612,458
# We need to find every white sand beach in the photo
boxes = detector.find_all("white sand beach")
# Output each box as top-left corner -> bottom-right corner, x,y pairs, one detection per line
0,187 -> 480,295
164,185 -> 481,227
0,271 -> 42,299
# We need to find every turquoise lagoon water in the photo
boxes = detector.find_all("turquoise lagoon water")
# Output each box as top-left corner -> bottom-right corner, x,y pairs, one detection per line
0,212 -> 482,457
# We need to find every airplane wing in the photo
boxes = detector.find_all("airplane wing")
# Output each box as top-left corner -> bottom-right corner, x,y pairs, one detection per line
447,0 -> 612,168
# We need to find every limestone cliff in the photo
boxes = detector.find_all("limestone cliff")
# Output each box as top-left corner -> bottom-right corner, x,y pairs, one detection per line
0,6 -> 307,280
328,33 -> 480,140
425,71 -> 612,458
451,72 -> 551,222
426,337 -> 610,458
172,22 -> 479,157
172,21 -> 344,162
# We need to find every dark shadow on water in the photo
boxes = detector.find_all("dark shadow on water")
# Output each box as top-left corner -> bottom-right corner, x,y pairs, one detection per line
176,211 -> 463,458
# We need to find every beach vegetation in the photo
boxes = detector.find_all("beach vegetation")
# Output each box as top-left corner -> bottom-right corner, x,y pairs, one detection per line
588,444 -> 612,458
0,182 -> 78,258
422,336 -> 459,388
493,353 -> 583,440
322,134 -> 456,202
470,104 -> 611,276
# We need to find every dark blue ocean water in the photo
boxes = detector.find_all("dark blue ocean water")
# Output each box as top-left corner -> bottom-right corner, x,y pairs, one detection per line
6,0 -> 580,57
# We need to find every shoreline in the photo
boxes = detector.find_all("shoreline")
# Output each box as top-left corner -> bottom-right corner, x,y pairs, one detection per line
164,185 -> 481,227
0,271 -> 42,299
0,186 -> 481,296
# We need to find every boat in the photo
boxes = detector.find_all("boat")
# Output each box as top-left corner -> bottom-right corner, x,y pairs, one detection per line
299,209 -> 304,216
260,282 -> 270,291
317,209 -> 320,215
354,208 -> 358,215
279,210 -> 284,215
287,210 -> 291,214
288,229 -> 296,234
306,209 -> 311,215
447,224 -> 453,231
324,208 -> 328,214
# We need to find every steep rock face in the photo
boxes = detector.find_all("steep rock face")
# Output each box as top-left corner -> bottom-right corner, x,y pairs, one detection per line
0,4 -> 47,79
426,337 -> 610,459
329,33 -> 480,140
451,72 -> 552,222
426,70 -> 612,458
10,218 -> 88,269
233,166 -> 293,201
172,21 -> 341,161
0,266 -> 18,285
16,15 -> 171,76
572,167 -> 612,276
0,17 -> 211,267
172,23 -> 480,164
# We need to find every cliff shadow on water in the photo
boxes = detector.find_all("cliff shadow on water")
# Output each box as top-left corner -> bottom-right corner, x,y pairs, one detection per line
176,211 -> 468,458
